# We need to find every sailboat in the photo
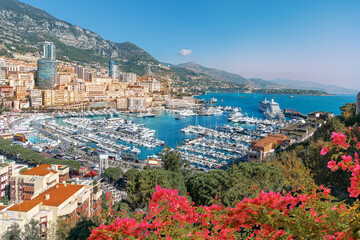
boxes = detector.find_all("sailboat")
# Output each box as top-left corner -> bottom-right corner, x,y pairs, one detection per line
237,90 -> 245,98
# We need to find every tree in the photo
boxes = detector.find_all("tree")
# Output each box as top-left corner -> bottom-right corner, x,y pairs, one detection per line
126,169 -> 186,208
19,168 -> 28,174
103,167 -> 123,182
268,148 -> 314,187
123,168 -> 139,182
68,216 -> 101,240
313,117 -> 345,141
159,148 -> 182,173
23,219 -> 40,240
187,162 -> 286,207
1,223 -> 22,240
55,218 -> 73,240
340,102 -> 356,121
302,140 -> 351,202
89,185 -> 360,239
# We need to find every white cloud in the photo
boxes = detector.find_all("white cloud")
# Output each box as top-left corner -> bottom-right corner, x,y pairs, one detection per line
178,49 -> 192,56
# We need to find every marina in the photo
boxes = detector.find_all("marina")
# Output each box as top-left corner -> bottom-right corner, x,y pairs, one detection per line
1,93 -> 356,170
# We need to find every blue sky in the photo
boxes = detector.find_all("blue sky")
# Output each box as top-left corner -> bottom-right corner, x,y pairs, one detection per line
22,0 -> 360,89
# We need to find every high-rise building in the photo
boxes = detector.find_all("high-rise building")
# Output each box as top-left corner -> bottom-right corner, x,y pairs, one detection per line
43,41 -> 56,60
109,60 -> 118,79
120,72 -> 137,83
36,59 -> 57,89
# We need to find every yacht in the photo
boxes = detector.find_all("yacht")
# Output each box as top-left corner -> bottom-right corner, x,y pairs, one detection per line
138,111 -> 156,118
259,99 -> 281,113
179,109 -> 196,117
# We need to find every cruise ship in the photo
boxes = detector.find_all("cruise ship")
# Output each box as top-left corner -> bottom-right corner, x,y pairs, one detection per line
259,99 -> 282,113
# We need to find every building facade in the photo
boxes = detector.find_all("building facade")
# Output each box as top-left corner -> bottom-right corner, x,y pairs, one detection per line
119,72 -> 137,83
0,163 -> 102,238
37,59 -> 57,89
30,89 -> 42,108
109,60 -> 118,79
248,134 -> 288,162
43,42 -> 56,60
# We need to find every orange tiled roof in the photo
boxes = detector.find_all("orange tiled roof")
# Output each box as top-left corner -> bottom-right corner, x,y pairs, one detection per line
253,135 -> 288,148
32,183 -> 84,207
0,205 -> 7,211
7,200 -> 41,212
20,164 -> 58,176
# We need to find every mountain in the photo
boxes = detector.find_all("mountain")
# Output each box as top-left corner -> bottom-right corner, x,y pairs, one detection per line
174,62 -> 282,89
270,78 -> 359,95
0,0 -> 248,92
0,0 -> 158,65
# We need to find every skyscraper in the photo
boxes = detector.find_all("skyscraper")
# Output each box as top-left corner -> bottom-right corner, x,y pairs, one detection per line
43,41 -> 56,60
36,59 -> 57,89
109,60 -> 118,79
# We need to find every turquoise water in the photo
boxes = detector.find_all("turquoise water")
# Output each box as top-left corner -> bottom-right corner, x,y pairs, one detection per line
27,135 -> 52,144
119,93 -> 357,159
55,93 -> 357,160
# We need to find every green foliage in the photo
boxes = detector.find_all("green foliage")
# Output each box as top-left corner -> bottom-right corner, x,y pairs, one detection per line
112,200 -> 131,216
340,103 -> 356,120
103,167 -> 123,182
126,169 -> 187,208
187,162 -> 286,206
270,112 -> 354,202
313,117 -> 346,141
1,222 -> 22,240
1,219 -> 40,240
68,216 -> 101,240
250,88 -> 330,95
268,149 -> 314,187
19,168 -> 29,174
23,219 -> 40,240
123,168 -> 139,182
339,102 -> 360,126
160,148 -> 182,173
0,139 -> 80,170
0,195 -> 9,205
302,140 -> 351,202
0,48 -> 13,58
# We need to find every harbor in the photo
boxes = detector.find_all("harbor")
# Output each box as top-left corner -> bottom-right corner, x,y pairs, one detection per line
0,93 -> 356,171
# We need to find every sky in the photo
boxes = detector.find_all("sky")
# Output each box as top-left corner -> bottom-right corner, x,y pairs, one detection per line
21,0 -> 360,90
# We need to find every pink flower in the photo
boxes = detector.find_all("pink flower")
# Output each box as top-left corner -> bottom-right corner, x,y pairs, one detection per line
341,155 -> 352,164
321,146 -> 330,155
327,160 -> 337,171
331,132 -> 347,146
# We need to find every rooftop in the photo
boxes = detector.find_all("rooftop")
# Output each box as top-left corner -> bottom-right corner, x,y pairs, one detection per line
32,183 -> 84,207
7,200 -> 41,212
252,134 -> 288,148
20,164 -> 57,176
0,206 -> 7,211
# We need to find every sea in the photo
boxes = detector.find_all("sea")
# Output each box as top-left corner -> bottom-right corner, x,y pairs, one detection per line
111,93 -> 357,160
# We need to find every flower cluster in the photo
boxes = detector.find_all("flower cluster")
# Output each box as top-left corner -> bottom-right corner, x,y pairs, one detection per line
89,185 -> 355,239
89,128 -> 360,240
321,129 -> 360,197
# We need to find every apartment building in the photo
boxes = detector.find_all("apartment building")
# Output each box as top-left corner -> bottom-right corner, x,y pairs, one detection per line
0,86 -> 14,98
30,89 -> 42,108
0,163 -> 102,238
15,86 -> 26,101
0,157 -> 28,200
248,134 -> 288,162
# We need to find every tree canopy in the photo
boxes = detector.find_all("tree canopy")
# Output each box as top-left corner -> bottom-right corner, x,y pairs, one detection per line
126,169 -> 186,208
103,167 -> 123,182
159,148 -> 183,173
187,162 -> 285,206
